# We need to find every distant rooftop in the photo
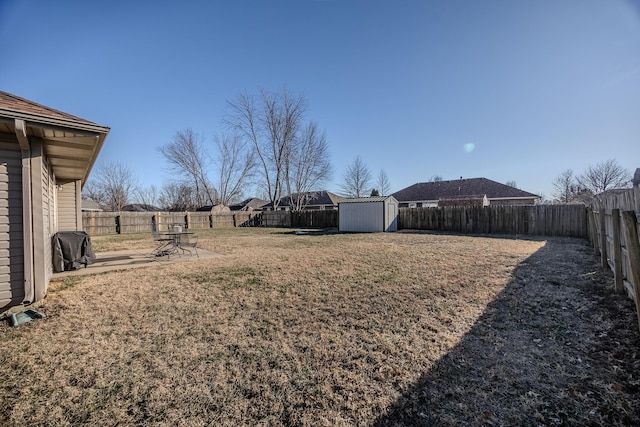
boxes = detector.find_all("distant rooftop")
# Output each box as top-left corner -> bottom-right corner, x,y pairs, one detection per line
393,178 -> 539,202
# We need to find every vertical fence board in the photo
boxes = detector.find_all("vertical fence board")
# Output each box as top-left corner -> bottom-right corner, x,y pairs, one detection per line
621,211 -> 640,332
396,205 -> 588,237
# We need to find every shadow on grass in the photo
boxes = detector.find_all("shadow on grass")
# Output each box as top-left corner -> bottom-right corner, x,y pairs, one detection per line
396,228 -> 552,242
375,238 -> 640,426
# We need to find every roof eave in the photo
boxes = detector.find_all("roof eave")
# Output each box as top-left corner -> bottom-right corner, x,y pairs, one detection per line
0,109 -> 110,135
488,196 -> 540,200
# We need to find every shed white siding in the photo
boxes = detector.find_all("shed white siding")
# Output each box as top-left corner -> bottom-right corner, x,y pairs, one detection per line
0,137 -> 24,311
339,196 -> 398,233
340,200 -> 383,232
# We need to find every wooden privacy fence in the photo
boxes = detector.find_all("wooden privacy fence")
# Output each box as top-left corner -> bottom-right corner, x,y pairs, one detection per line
82,210 -> 337,235
398,205 -> 588,237
83,211 -> 213,235
588,184 -> 640,331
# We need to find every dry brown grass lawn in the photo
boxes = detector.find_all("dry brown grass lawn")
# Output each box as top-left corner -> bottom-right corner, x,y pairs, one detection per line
1,228 -> 638,426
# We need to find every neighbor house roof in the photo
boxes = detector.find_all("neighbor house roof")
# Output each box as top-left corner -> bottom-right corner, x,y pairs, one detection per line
81,200 -> 103,212
0,91 -> 110,184
392,178 -> 539,202
229,198 -> 269,211
266,190 -> 344,208
122,204 -> 160,212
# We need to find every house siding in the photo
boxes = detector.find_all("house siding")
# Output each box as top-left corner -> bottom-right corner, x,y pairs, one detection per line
0,137 -> 24,311
41,154 -> 54,286
489,198 -> 537,206
57,181 -> 78,231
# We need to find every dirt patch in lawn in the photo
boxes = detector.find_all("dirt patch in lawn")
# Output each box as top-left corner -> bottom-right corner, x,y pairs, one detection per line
1,229 -> 638,426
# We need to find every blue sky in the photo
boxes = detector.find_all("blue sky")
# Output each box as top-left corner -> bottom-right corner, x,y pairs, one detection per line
1,0 -> 639,200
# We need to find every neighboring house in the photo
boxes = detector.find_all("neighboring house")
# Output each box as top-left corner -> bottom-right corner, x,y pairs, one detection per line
392,178 -> 539,207
81,200 -> 103,212
122,203 -> 160,212
0,91 -> 109,313
196,204 -> 231,213
264,191 -> 345,211
229,198 -> 268,211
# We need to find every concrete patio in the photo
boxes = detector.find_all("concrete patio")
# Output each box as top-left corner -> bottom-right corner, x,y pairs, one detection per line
52,248 -> 221,279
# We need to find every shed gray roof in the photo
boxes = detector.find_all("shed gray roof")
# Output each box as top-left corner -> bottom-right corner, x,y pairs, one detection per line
392,178 -> 539,202
339,196 -> 397,204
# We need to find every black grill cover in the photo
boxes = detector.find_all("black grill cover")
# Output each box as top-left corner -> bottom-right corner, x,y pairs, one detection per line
52,231 -> 96,272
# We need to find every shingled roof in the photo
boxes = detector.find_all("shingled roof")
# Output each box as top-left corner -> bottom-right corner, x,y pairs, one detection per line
229,198 -> 269,211
265,190 -> 344,208
0,91 -> 100,127
392,178 -> 539,202
0,90 -> 109,184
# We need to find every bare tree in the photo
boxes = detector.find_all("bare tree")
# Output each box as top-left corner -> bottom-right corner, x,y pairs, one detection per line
505,180 -> 518,188
158,181 -> 199,211
214,133 -> 255,205
158,129 -> 215,207
133,184 -> 160,209
578,159 -> 630,194
430,175 -> 443,182
552,169 -> 579,203
285,121 -> 332,211
86,161 -> 138,211
224,88 -> 307,210
81,179 -> 103,205
341,156 -> 372,198
377,170 -> 391,196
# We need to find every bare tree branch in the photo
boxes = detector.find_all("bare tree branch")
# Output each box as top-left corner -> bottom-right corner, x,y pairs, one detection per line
85,161 -> 138,211
552,169 -> 578,203
158,129 -> 215,207
225,88 -> 307,209
377,170 -> 391,196
341,156 -> 372,198
286,121 -> 332,211
214,133 -> 255,205
132,185 -> 160,209
158,181 -> 199,211
578,159 -> 630,194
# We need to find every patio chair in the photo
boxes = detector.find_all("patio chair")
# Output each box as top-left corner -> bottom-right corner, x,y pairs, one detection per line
150,222 -> 173,256
177,233 -> 198,257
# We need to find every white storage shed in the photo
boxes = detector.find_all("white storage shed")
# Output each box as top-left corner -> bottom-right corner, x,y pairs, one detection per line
338,196 -> 398,232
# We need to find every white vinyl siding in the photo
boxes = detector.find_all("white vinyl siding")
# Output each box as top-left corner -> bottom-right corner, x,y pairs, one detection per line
57,182 -> 77,231
41,156 -> 54,283
0,137 -> 24,311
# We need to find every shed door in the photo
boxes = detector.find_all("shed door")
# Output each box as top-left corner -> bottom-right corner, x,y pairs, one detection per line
0,139 -> 24,311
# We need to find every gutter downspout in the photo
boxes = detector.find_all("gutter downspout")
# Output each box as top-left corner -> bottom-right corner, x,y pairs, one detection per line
15,119 -> 34,304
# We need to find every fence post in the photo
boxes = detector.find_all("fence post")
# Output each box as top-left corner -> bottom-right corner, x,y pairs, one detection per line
588,208 -> 598,252
598,201 -> 607,268
611,208 -> 623,293
185,212 -> 190,230
621,210 -> 640,332
209,214 -> 213,229
115,215 -> 121,234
